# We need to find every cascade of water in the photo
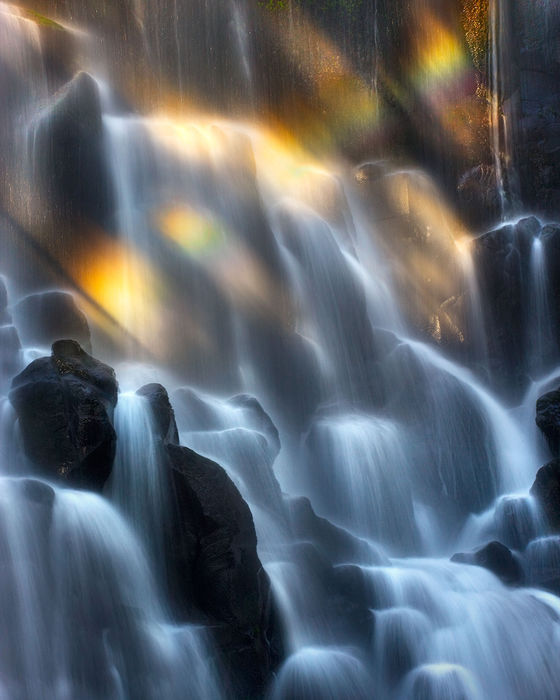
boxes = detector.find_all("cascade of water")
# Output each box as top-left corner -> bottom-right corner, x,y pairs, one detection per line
528,236 -> 553,374
3,3 -> 560,698
402,338 -> 535,492
0,478 -> 221,700
362,557 -> 560,699
270,647 -> 372,700
304,413 -> 418,551
106,392 -> 170,572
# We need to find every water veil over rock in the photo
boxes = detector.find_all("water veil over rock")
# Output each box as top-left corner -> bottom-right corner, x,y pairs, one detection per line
1,1 -> 560,698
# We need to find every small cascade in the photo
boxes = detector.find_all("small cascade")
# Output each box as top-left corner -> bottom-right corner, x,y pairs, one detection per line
270,647 -> 372,700
528,235 -> 553,374
457,241 -> 489,374
106,392 -> 170,572
402,339 -> 534,492
0,397 -> 19,474
0,478 -> 221,700
305,413 -> 417,551
2,2 -> 560,698
184,427 -> 284,518
362,558 -> 560,699
458,493 -> 544,553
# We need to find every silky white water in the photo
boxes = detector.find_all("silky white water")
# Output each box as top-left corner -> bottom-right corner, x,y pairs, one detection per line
1,2 -> 560,698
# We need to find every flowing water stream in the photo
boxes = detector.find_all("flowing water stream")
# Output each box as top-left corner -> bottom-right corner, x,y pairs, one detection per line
1,2 -> 560,698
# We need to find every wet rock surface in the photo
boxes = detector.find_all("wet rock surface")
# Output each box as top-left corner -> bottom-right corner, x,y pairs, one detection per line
9,340 -> 117,490
164,443 -> 282,697
531,460 -> 560,533
136,383 -> 179,445
536,388 -> 560,457
452,541 -> 524,585
287,495 -> 375,565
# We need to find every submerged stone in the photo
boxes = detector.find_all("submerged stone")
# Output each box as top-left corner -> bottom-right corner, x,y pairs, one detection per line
0,325 -> 21,384
14,290 -> 91,352
32,71 -> 113,225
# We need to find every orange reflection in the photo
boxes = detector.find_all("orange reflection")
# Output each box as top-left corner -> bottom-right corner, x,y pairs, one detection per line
73,234 -> 164,351
155,205 -> 223,257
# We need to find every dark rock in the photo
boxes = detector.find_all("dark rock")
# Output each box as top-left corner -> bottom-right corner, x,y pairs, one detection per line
245,324 -> 323,433
536,389 -> 560,457
286,496 -> 377,565
451,541 -> 524,585
531,460 -> 560,532
457,164 -> 501,223
471,217 -> 548,399
0,326 -> 21,383
9,340 -> 117,490
164,443 -> 282,697
136,383 -> 179,445
14,291 -> 91,352
32,71 -> 113,225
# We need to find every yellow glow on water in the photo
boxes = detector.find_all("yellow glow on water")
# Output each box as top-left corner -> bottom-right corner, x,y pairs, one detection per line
155,200 -> 287,322
155,205 -> 223,257
74,234 -> 164,351
146,118 -> 217,163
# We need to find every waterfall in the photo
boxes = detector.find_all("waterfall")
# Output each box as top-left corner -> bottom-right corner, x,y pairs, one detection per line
1,1 -> 560,698
0,478 -> 221,699
107,392 -> 170,573
528,236 -> 553,374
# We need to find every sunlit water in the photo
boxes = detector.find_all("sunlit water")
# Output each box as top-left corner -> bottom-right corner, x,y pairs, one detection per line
1,2 -> 560,699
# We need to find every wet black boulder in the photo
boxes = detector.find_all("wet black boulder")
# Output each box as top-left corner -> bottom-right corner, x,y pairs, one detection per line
451,541 -> 523,585
531,460 -> 560,533
9,340 -> 118,490
136,383 -> 179,445
536,389 -> 560,458
164,443 -> 282,697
